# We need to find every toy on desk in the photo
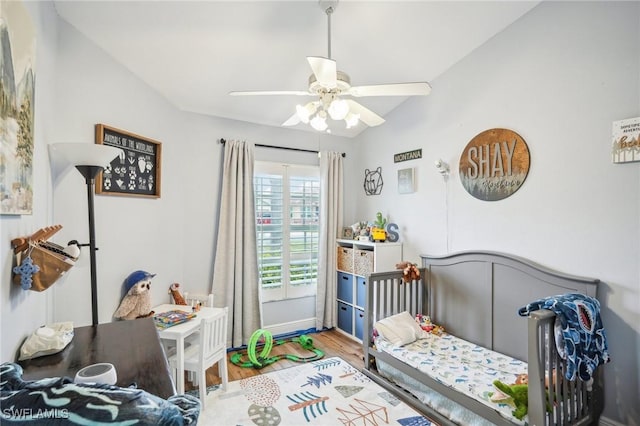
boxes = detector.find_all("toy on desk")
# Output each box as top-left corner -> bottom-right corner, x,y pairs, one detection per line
168,283 -> 187,305
114,270 -> 156,320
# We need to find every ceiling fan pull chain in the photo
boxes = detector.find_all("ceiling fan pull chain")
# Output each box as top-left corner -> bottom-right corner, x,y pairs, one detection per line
326,3 -> 334,59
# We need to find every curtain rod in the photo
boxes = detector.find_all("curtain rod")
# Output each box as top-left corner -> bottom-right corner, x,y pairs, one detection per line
219,139 -> 345,158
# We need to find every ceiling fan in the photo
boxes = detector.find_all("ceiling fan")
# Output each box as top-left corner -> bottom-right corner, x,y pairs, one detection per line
229,0 -> 431,132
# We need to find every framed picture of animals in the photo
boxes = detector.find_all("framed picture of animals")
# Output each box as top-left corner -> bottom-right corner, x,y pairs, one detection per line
95,124 -> 162,198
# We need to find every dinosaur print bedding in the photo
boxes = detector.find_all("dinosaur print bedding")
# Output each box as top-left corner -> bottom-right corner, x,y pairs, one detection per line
0,362 -> 200,425
375,332 -> 529,425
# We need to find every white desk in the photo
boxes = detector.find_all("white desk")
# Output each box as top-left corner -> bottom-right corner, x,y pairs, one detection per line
153,304 -> 225,394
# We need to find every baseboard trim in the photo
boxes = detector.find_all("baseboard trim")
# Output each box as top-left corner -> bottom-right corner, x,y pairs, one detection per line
599,416 -> 626,426
262,318 -> 317,337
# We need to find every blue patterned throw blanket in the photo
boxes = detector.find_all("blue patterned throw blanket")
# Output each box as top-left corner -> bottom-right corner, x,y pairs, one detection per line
518,293 -> 610,382
0,363 -> 200,425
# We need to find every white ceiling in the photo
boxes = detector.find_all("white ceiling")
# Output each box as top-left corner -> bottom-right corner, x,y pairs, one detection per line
53,1 -> 539,138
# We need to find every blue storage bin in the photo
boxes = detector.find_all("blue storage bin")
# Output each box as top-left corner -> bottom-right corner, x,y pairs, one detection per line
356,276 -> 366,308
337,302 -> 353,334
355,308 -> 365,340
337,272 -> 354,303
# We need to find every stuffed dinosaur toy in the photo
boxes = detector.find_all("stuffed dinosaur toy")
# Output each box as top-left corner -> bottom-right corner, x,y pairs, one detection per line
492,374 -> 554,421
114,270 -> 156,320
492,380 -> 529,420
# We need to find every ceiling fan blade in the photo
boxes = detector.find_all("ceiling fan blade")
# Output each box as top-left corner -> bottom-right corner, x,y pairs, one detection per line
230,90 -> 312,96
282,113 -> 301,127
346,82 -> 431,97
307,56 -> 337,88
345,100 -> 385,127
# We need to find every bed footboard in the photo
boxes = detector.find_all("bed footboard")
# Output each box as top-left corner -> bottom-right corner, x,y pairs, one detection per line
528,309 -> 598,426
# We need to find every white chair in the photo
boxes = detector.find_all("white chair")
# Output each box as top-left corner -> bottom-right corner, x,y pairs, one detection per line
168,307 -> 228,408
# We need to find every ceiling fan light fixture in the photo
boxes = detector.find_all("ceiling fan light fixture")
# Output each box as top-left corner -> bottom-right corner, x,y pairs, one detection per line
345,112 -> 360,129
328,98 -> 349,120
296,103 -> 316,123
310,111 -> 328,131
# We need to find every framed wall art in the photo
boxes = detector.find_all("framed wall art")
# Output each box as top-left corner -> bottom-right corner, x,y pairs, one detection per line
0,1 -> 36,215
95,124 -> 162,198
397,168 -> 415,194
612,117 -> 640,163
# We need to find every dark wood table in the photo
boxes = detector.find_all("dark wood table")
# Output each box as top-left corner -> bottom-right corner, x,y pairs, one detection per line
18,318 -> 175,399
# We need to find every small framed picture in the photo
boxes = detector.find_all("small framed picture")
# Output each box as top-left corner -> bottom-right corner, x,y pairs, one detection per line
341,227 -> 354,239
398,168 -> 415,194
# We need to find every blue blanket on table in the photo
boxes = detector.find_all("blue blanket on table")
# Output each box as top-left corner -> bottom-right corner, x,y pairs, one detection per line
518,293 -> 610,382
0,363 -> 200,425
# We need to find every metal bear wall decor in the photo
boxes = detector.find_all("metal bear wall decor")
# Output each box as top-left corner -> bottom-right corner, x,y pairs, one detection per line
364,167 -> 383,196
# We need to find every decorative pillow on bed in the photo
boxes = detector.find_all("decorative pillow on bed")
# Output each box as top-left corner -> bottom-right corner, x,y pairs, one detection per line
374,311 -> 427,346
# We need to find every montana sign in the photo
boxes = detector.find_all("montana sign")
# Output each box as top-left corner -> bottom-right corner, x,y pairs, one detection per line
459,128 -> 530,201
394,149 -> 422,163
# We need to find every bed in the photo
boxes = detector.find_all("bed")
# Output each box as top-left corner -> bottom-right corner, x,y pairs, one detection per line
362,250 -> 605,426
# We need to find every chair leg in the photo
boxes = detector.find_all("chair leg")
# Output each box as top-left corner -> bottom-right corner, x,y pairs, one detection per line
219,358 -> 228,391
199,369 -> 207,409
168,363 -> 177,387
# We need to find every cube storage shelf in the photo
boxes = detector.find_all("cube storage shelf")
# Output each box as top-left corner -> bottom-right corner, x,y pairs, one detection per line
335,238 -> 402,341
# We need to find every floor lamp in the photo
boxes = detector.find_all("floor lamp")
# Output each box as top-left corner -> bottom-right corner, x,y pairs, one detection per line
49,143 -> 122,326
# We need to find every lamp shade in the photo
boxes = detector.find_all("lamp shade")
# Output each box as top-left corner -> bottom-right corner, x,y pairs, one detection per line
49,143 -> 122,168
49,143 -> 123,183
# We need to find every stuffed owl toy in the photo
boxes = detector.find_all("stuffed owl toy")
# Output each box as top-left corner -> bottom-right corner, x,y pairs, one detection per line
114,270 -> 156,320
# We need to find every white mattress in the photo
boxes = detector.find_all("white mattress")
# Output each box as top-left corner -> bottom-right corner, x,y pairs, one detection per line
375,332 -> 528,425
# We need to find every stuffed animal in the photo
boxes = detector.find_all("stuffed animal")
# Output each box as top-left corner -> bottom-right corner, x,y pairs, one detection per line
395,261 -> 420,283
415,313 -> 434,332
492,380 -> 529,420
114,270 -> 156,320
415,313 -> 445,336
373,212 -> 387,229
168,283 -> 187,305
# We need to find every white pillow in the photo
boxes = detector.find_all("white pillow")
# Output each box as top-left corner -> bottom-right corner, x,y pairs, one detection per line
374,311 -> 426,346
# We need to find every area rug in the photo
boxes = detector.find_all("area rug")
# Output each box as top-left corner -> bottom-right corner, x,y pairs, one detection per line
198,356 -> 437,426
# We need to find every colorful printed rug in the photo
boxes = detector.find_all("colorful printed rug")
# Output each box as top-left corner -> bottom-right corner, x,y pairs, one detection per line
199,356 -> 437,426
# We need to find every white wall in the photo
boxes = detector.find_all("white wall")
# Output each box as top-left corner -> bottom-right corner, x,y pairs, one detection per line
0,1 -> 57,362
352,2 -> 639,424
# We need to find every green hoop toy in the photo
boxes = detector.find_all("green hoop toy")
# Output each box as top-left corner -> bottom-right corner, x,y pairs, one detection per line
247,329 -> 273,367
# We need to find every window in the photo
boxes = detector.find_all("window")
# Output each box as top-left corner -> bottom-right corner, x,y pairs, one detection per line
254,162 -> 320,301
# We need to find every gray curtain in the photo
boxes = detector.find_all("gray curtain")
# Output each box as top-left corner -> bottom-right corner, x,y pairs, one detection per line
211,140 -> 260,348
316,151 -> 344,330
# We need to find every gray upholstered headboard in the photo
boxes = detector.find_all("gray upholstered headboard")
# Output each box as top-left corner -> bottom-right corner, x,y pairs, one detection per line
421,251 -> 600,362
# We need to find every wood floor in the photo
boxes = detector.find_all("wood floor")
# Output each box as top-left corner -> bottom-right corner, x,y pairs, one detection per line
183,328 -> 363,391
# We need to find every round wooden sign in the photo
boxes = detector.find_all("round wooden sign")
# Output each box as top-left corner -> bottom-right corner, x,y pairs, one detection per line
459,128 -> 530,201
